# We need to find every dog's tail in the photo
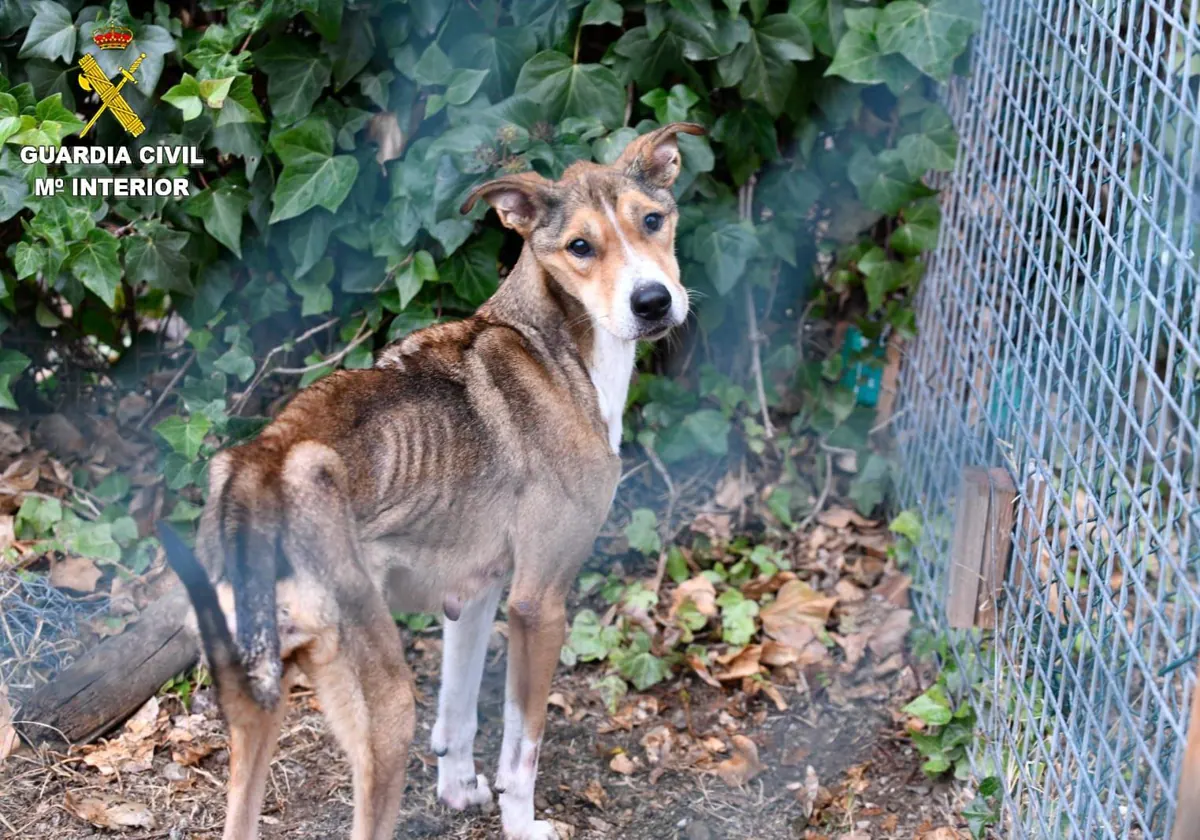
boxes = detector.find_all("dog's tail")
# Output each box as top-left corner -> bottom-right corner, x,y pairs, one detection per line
157,521 -> 282,710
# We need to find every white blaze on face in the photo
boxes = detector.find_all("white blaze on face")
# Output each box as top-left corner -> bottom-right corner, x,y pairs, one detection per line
600,199 -> 688,340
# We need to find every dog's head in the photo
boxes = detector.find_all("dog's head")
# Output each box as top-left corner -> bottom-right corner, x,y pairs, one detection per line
462,122 -> 705,341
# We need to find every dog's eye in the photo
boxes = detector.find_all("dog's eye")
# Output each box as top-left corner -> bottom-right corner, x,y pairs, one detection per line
643,213 -> 664,232
567,238 -> 593,257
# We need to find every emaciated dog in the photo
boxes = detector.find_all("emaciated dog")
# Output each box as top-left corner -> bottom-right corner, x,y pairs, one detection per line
159,122 -> 704,840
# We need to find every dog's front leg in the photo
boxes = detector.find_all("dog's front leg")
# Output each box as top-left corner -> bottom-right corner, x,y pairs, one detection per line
495,590 -> 567,840
432,583 -> 503,810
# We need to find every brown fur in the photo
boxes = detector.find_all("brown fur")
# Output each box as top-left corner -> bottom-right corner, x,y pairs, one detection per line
166,123 -> 704,840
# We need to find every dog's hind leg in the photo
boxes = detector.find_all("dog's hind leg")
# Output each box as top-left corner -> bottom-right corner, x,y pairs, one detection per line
432,583 -> 503,810
220,676 -> 291,840
297,595 -> 415,840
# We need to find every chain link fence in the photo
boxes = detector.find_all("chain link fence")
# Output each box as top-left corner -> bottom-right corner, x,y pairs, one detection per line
895,0 -> 1200,836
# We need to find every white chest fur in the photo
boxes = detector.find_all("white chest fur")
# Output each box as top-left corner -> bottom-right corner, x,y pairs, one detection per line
587,324 -> 636,454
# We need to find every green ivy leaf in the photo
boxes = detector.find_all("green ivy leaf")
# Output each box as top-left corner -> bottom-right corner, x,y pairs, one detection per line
269,148 -> 358,224
125,223 -> 192,294
452,29 -> 538,101
904,685 -> 954,726
18,1 -> 75,63
442,229 -> 501,306
582,0 -> 623,27
255,37 -> 332,125
0,174 -> 27,222
876,0 -> 981,82
67,522 -> 121,563
716,15 -> 813,116
394,249 -> 438,309
16,494 -> 61,536
692,220 -> 759,295
890,107 -> 958,176
616,650 -> 672,691
825,30 -> 885,84
889,509 -> 922,544
682,409 -> 731,456
155,413 -> 213,460
0,349 -> 31,410
847,146 -> 935,214
848,453 -> 892,514
892,197 -> 941,255
625,508 -> 662,556
289,258 -> 334,316
162,74 -> 202,120
68,228 -> 121,308
516,51 -> 625,130
184,180 -> 251,258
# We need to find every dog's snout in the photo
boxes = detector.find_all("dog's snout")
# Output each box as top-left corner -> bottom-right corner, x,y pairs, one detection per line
630,283 -> 672,321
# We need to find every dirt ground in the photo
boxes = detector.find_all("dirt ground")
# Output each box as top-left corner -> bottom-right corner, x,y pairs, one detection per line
1,627 -> 974,840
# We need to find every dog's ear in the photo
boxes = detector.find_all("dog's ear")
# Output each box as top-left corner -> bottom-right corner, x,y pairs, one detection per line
460,172 -> 553,236
617,122 -> 707,189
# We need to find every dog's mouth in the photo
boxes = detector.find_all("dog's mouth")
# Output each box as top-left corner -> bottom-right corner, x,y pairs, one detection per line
635,324 -> 675,342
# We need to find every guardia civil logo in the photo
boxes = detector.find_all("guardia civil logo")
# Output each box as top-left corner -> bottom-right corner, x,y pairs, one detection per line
23,14 -> 207,199
77,18 -> 146,138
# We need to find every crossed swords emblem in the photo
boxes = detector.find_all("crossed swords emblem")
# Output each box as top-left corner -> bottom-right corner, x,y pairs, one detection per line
77,51 -> 147,138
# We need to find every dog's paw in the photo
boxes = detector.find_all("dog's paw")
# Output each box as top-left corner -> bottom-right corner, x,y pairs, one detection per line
503,819 -> 560,840
438,773 -> 494,811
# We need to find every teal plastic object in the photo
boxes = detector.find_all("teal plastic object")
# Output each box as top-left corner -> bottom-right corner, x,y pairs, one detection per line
840,325 -> 887,407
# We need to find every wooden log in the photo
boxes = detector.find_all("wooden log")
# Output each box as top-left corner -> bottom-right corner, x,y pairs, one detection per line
1173,658 -> 1200,840
14,584 -> 197,746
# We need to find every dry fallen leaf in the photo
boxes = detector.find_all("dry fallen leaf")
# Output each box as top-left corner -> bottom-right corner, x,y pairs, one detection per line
0,515 -> 14,556
714,644 -> 763,681
63,792 -> 156,830
799,765 -> 820,817
368,112 -> 405,166
670,576 -> 717,620
713,472 -> 751,509
640,725 -> 672,765
760,580 -> 836,649
0,686 -> 19,764
50,555 -> 103,594
609,752 -> 636,775
715,734 -> 764,787
816,506 -> 876,530
81,697 -> 164,775
760,640 -> 800,667
581,779 -> 607,809
867,609 -> 913,659
690,511 -> 732,543
919,829 -> 964,840
549,819 -> 577,839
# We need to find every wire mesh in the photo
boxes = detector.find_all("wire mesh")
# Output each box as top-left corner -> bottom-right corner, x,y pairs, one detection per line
895,0 -> 1200,836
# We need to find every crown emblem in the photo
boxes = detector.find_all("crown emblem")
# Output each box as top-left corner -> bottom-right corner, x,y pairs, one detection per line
92,19 -> 134,50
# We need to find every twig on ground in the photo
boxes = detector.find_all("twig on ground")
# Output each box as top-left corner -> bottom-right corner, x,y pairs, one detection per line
738,178 -> 774,440
643,443 -> 678,595
231,317 -> 340,416
272,320 -> 374,377
134,353 -> 194,431
797,445 -> 835,531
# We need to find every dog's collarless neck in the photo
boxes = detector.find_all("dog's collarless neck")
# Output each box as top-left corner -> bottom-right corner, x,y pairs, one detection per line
482,247 -> 635,454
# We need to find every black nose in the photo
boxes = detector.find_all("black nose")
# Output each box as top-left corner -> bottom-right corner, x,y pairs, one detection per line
630,283 -> 672,321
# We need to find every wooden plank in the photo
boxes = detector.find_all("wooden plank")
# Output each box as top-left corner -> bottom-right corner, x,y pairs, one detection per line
872,334 -> 904,438
14,584 -> 197,746
1013,462 -> 1049,598
947,467 -> 992,629
976,468 -> 1018,628
1173,659 -> 1200,840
